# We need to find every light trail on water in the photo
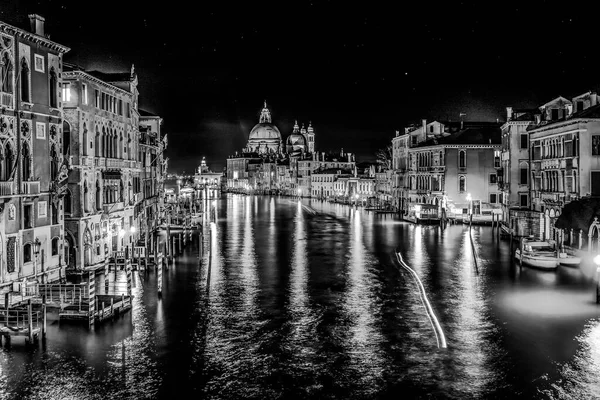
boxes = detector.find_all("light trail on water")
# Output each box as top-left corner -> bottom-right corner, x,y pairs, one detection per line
395,251 -> 447,349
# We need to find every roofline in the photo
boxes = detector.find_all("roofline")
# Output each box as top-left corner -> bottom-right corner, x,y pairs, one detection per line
528,117 -> 600,135
63,70 -> 133,97
0,21 -> 70,53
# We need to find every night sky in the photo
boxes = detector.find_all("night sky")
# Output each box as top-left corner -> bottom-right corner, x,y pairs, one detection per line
2,0 -> 598,172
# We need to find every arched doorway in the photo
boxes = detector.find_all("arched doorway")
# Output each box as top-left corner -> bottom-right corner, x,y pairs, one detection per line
64,231 -> 76,270
588,217 -> 600,253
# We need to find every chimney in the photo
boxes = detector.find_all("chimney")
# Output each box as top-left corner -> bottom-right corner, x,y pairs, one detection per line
347,153 -> 351,163
28,14 -> 45,36
506,107 -> 513,121
396,130 -> 400,137
534,114 -> 541,124
422,119 -> 427,133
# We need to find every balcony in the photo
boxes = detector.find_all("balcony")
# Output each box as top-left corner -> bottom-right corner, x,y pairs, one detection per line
103,202 -> 124,213
430,166 -> 445,172
0,181 -> 15,196
21,181 -> 40,195
94,158 -> 106,168
1,92 -> 13,108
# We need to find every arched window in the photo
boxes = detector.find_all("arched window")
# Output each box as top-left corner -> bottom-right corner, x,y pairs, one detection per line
23,243 -> 32,263
95,128 -> 100,157
459,150 -> 466,168
82,123 -> 88,156
51,237 -> 59,256
102,127 -> 107,157
21,142 -> 31,181
50,144 -> 59,181
62,121 -> 71,156
49,67 -> 58,108
64,190 -> 72,215
20,58 -> 30,102
519,161 -> 529,185
113,129 -> 118,158
459,175 -> 466,192
1,53 -> 13,93
96,180 -> 102,210
83,181 -> 89,212
2,142 -> 14,181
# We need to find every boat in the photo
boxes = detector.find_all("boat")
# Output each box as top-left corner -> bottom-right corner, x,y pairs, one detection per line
557,251 -> 581,267
514,240 -> 559,270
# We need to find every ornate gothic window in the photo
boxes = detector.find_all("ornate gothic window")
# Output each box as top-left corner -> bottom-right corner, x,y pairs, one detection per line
1,53 -> 13,93
21,142 -> 31,181
20,58 -> 29,102
49,67 -> 58,108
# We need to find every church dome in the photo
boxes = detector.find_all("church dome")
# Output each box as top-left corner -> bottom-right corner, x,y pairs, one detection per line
249,123 -> 282,141
286,120 -> 307,156
246,101 -> 282,154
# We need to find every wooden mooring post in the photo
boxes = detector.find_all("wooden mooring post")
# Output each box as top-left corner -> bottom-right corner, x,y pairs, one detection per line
42,294 -> 47,340
88,271 -> 96,329
27,299 -> 33,343
157,252 -> 163,296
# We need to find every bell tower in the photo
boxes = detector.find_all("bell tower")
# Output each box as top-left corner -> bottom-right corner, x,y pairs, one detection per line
306,121 -> 315,153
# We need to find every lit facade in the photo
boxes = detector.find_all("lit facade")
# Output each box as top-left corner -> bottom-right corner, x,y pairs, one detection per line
529,92 -> 600,240
0,15 -> 70,288
62,64 -> 141,270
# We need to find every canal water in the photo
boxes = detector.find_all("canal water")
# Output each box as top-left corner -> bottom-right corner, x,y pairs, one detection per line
1,194 -> 599,399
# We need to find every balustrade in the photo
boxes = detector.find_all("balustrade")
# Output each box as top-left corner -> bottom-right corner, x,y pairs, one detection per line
21,181 -> 40,195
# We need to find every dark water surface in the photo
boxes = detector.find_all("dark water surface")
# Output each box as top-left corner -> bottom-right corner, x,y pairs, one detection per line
1,194 -> 600,399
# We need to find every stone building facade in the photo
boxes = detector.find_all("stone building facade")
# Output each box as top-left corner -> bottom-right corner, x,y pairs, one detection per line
0,15 -> 70,289
62,64 -> 141,270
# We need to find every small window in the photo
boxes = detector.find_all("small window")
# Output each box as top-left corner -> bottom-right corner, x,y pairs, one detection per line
520,194 -> 528,208
23,243 -> 32,263
494,156 -> 501,168
62,83 -> 71,102
411,135 -> 417,146
459,175 -> 466,192
37,201 -> 47,218
95,89 -> 100,108
24,204 -> 33,229
34,54 -> 45,72
51,237 -> 59,256
82,83 -> 88,105
520,166 -> 528,185
459,150 -> 466,168
520,134 -> 528,149
489,193 -> 497,203
592,135 -> 600,156
498,193 -> 504,204
489,174 -> 497,184
35,122 -> 46,139
551,108 -> 559,120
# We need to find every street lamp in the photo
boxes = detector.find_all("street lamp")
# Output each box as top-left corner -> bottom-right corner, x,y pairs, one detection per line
33,237 -> 41,281
298,188 -> 302,198
355,193 -> 359,206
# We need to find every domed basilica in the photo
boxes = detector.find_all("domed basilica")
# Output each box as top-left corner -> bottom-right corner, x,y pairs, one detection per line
244,101 -> 315,157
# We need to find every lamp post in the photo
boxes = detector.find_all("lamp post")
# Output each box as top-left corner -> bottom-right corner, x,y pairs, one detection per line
34,237 -> 41,282
355,193 -> 359,207
298,188 -> 302,199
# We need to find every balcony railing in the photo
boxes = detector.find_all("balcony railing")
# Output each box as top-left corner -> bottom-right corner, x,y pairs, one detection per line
1,92 -> 13,108
0,181 -> 15,196
103,202 -> 124,214
21,181 -> 40,195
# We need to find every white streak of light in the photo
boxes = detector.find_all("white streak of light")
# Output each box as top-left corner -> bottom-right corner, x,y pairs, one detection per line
396,251 -> 447,349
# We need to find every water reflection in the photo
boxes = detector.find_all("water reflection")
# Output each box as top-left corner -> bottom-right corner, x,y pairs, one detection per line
1,196 -> 600,399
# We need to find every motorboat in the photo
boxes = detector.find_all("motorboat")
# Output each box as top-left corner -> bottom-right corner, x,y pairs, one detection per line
557,251 -> 581,267
514,240 -> 559,270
